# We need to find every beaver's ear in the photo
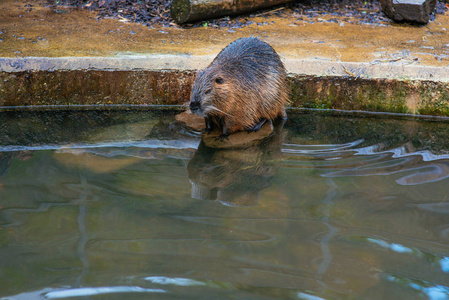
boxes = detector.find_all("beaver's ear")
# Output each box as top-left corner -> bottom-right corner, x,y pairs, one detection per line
215,77 -> 224,84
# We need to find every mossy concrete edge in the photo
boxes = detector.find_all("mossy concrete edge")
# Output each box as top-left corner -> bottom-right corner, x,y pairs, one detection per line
0,56 -> 448,117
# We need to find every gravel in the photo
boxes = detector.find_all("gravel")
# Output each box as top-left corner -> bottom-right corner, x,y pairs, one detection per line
42,0 -> 448,29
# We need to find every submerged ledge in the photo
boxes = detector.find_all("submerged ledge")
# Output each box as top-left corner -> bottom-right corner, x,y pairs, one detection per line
3,105 -> 449,123
0,56 -> 448,117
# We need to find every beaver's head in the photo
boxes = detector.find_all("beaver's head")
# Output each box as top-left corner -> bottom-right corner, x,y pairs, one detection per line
189,67 -> 230,117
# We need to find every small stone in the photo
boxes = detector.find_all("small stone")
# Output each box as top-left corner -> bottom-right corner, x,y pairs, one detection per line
202,121 -> 273,149
175,111 -> 205,131
380,0 -> 437,24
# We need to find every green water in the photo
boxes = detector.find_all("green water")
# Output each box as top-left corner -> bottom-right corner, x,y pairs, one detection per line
0,109 -> 448,299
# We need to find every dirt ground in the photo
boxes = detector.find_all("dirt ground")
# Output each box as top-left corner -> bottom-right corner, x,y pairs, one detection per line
1,0 -> 449,68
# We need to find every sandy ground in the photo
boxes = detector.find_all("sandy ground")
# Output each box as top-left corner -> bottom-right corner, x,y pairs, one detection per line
1,0 -> 448,67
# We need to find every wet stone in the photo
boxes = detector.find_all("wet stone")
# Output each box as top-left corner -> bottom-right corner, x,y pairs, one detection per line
175,111 -> 205,131
175,111 -> 274,149
202,122 -> 273,149
380,0 -> 437,24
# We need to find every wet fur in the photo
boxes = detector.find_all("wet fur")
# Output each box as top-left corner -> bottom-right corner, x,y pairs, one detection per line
189,37 -> 289,137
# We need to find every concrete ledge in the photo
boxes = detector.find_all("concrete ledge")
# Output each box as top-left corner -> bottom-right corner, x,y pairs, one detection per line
1,56 -> 449,82
289,76 -> 449,116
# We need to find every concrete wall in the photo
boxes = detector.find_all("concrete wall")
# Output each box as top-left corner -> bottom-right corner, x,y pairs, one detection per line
1,69 -> 449,117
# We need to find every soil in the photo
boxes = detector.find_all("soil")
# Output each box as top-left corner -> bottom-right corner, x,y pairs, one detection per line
41,0 -> 448,29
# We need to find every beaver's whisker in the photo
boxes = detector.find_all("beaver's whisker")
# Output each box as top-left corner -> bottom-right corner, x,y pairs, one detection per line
209,106 -> 232,117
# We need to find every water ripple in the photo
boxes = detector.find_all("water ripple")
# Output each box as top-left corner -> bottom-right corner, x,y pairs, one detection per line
282,139 -> 449,185
0,139 -> 200,153
144,276 -> 207,286
384,274 -> 449,300
1,286 -> 166,300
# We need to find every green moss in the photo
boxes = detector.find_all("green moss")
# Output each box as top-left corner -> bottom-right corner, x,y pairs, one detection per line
355,81 -> 408,114
300,92 -> 333,109
417,83 -> 449,116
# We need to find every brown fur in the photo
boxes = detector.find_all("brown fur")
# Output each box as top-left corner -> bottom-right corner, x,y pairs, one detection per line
189,37 -> 289,137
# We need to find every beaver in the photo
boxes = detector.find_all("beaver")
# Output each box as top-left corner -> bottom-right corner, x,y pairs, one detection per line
189,37 -> 289,140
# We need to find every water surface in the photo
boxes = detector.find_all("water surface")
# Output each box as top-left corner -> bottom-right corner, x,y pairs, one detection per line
1,109 -> 448,299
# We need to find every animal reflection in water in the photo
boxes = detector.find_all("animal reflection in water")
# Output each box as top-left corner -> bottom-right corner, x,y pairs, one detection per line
187,119 -> 285,206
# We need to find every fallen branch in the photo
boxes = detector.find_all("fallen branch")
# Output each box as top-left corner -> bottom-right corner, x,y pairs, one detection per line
170,0 -> 293,24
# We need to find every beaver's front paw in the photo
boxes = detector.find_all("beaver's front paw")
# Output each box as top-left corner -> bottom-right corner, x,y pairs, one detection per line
215,134 -> 230,142
246,118 -> 268,133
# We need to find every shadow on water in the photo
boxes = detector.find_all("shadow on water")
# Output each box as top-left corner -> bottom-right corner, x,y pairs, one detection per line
0,108 -> 449,299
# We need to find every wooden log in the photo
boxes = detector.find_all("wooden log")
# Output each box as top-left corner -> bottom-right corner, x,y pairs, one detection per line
170,0 -> 293,24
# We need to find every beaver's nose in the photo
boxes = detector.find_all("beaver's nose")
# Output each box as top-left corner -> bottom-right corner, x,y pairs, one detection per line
189,98 -> 201,111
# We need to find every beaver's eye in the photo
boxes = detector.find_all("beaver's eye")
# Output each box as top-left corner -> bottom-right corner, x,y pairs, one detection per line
205,89 -> 212,95
215,77 -> 224,84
